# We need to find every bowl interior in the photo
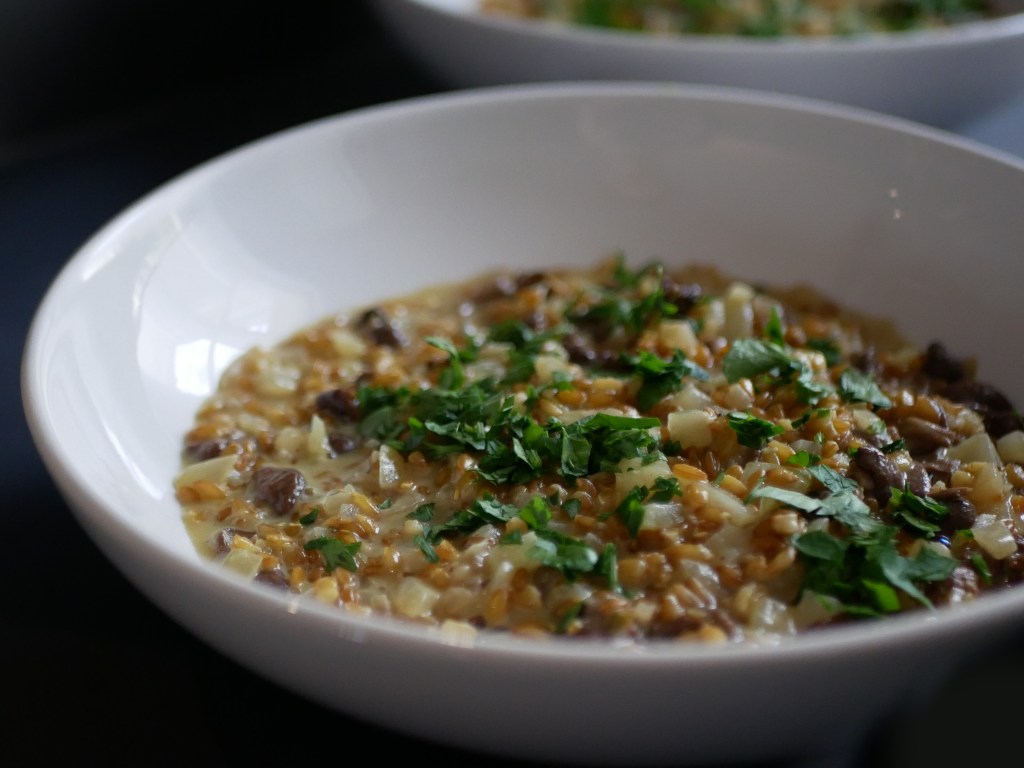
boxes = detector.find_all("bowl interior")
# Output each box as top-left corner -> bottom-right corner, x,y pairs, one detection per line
23,81 -> 1024,765
26,83 -> 1024,571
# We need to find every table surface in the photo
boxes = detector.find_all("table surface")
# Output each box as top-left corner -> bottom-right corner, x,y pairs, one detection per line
5,5 -> 1024,766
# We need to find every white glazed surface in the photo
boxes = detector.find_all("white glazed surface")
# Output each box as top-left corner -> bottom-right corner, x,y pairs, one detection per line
22,83 -> 1024,766
370,0 -> 1024,128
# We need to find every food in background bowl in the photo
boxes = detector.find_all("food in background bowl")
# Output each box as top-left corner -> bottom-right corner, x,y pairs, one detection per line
371,0 -> 1024,127
481,0 -> 998,37
176,255 -> 1024,644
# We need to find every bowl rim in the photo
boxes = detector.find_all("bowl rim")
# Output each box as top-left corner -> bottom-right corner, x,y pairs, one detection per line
396,0 -> 1024,52
22,80 -> 1024,669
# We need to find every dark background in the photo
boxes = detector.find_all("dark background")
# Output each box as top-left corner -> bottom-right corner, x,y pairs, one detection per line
4,2 -> 1024,766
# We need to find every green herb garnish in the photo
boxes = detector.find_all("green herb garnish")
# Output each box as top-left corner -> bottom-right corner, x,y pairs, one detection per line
728,411 -> 785,449
626,349 -> 708,411
304,537 -> 361,573
838,367 -> 892,409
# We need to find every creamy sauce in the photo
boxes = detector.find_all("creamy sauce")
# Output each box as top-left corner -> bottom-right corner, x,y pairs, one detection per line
175,257 -> 1024,644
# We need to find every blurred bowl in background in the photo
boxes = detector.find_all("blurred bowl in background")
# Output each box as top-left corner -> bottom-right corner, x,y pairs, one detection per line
370,0 -> 1024,128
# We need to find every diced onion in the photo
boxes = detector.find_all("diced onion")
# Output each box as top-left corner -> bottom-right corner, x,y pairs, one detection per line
616,458 -> 671,501
971,514 -> 1017,560
670,382 -> 715,410
722,282 -> 755,341
306,414 -> 330,460
707,482 -> 759,526
971,461 -> 1010,512
666,409 -> 715,448
657,319 -> 699,357
996,431 -> 1024,464
223,548 -> 263,579
639,502 -> 684,530
378,444 -> 404,488
174,454 -> 239,488
947,433 -> 1002,465
533,351 -> 578,383
393,577 -> 441,618
253,360 -> 301,397
328,327 -> 367,357
850,407 -> 885,436
722,382 -> 754,411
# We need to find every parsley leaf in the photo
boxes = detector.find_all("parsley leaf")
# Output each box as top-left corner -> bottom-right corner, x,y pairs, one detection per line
488,320 -> 570,385
723,338 -> 832,404
650,475 -> 682,502
747,484 -> 822,513
414,534 -> 439,563
555,602 -> 584,634
782,481 -> 956,614
428,495 -> 520,541
515,496 -> 613,586
838,367 -> 891,409
792,407 -> 832,429
807,464 -> 859,495
764,307 -> 786,347
304,537 -> 361,572
626,349 -> 708,411
530,529 -> 600,578
786,450 -> 820,467
866,536 -> 955,610
722,338 -> 798,383
888,486 -> 948,537
613,485 -> 648,538
728,411 -> 785,449
570,259 -> 678,335
426,335 -> 477,390
794,369 -> 834,405
971,552 -> 993,585
806,338 -> 841,366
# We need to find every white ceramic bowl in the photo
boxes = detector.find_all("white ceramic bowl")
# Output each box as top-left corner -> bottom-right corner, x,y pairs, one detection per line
370,0 -> 1024,128
22,82 -> 1024,766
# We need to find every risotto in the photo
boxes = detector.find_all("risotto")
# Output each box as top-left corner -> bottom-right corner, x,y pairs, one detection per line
175,256 -> 1024,644
479,0 -> 997,37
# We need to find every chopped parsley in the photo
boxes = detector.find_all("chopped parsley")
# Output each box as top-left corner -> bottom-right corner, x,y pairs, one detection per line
764,307 -> 786,347
792,407 -> 832,429
786,450 -> 821,467
793,528 -> 955,614
807,464 -> 859,494
880,438 -> 906,454
488,319 -> 571,384
626,349 -> 708,411
728,411 -> 785,449
806,338 -> 841,366
888,486 -> 948,537
611,485 -> 648,538
838,367 -> 891,409
283,256 -> 995,636
723,337 -> 834,404
304,537 -> 361,573
723,338 -> 798,383
357,327 -> 665,487
569,256 -> 679,336
971,552 -> 993,585
747,480 -> 957,614
417,494 -> 622,591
